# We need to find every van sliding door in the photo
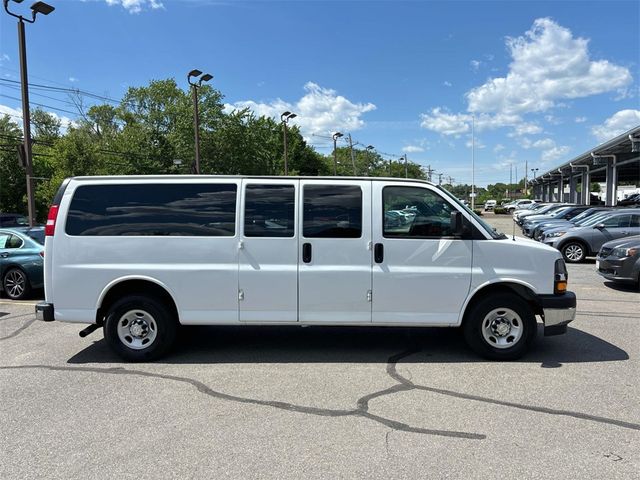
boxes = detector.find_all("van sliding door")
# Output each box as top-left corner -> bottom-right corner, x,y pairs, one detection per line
298,180 -> 373,323
238,180 -> 299,322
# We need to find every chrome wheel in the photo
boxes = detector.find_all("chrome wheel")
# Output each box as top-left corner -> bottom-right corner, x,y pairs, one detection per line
481,308 -> 523,349
564,244 -> 584,262
4,269 -> 26,299
116,309 -> 158,350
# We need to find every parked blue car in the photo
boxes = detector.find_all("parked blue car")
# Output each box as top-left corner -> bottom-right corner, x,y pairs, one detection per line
0,227 -> 45,300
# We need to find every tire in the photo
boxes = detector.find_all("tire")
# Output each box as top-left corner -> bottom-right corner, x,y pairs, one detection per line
561,241 -> 587,263
104,295 -> 178,362
463,293 -> 537,361
3,268 -> 31,300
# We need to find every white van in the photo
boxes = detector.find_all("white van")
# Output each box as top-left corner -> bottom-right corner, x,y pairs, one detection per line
36,176 -> 576,361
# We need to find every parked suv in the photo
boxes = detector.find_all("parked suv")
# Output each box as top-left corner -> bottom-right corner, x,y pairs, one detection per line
543,209 -> 640,262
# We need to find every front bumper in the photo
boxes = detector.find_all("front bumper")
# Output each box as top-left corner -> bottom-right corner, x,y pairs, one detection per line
35,302 -> 55,322
595,256 -> 638,282
538,292 -> 576,336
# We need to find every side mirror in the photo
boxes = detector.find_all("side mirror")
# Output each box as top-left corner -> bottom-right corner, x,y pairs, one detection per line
594,223 -> 605,230
450,211 -> 463,236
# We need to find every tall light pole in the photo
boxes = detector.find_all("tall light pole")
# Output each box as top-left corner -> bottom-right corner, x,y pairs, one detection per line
4,0 -> 55,227
280,111 -> 297,175
187,69 -> 212,174
471,114 -> 475,210
332,132 -> 343,176
402,154 -> 408,178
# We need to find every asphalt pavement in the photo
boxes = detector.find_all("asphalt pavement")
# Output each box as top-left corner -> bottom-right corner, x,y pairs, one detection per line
1,212 -> 638,479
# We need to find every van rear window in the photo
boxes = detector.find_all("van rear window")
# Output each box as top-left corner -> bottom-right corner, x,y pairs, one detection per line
66,183 -> 237,236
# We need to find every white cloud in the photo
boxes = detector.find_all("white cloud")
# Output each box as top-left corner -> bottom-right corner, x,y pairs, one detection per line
402,145 -> 424,153
466,18 -> 632,116
575,116 -> 587,123
541,145 -> 570,162
0,53 -> 9,65
443,81 -> 452,87
105,0 -> 164,14
591,109 -> 640,143
470,60 -> 481,72
493,143 -> 505,153
508,122 -> 543,136
225,82 -> 376,138
69,77 -> 79,83
0,104 -> 74,132
519,136 -> 570,163
420,108 -> 470,136
0,104 -> 22,120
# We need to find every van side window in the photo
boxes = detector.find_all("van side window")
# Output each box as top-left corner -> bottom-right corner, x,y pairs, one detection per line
66,184 -> 237,236
303,185 -> 362,238
383,186 -> 455,238
244,184 -> 295,238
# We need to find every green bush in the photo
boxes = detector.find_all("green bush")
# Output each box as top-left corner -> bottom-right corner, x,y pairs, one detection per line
473,209 -> 483,216
494,207 -> 507,214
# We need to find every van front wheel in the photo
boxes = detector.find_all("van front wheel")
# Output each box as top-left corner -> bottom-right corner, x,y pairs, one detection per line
104,295 -> 177,362
463,294 -> 536,360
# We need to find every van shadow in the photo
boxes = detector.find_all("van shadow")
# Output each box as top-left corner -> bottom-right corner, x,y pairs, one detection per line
67,325 -> 629,366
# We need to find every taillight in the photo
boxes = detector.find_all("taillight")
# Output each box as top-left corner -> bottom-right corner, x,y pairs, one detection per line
45,205 -> 59,236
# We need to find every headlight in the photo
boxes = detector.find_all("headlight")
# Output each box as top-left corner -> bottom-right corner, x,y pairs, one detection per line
612,247 -> 638,258
547,231 -> 566,238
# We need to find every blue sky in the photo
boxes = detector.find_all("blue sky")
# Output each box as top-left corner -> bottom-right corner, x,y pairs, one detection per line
1,0 -> 638,186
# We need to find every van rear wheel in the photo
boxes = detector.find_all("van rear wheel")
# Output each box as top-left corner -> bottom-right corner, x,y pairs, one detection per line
463,293 -> 536,360
104,295 -> 177,362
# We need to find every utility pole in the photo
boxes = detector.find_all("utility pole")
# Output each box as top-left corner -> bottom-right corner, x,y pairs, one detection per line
403,154 -> 408,178
438,173 -> 443,185
425,164 -> 435,182
347,133 -> 357,175
509,162 -> 513,199
525,159 -> 528,196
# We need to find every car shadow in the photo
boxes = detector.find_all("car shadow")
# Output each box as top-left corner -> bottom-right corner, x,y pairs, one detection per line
67,324 -> 629,366
603,281 -> 639,292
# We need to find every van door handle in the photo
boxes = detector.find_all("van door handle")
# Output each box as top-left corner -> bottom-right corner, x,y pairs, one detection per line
374,243 -> 384,263
302,243 -> 312,263
0,252 -> 8,258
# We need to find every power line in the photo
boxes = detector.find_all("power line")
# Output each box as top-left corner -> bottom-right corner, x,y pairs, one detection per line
0,93 -> 79,117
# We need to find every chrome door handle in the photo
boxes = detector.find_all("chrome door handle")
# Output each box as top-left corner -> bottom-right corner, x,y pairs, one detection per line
0,253 -> 8,258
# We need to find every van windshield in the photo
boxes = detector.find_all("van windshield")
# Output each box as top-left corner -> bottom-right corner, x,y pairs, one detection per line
437,186 -> 506,239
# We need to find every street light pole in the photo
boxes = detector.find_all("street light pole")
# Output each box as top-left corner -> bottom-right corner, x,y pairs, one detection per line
471,114 -> 475,210
403,154 -> 408,178
187,69 -> 212,174
332,132 -> 343,176
4,0 -> 55,226
280,111 -> 297,175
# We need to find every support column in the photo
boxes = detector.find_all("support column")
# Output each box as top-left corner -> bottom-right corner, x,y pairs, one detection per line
569,175 -> 577,203
581,171 -> 590,205
605,158 -> 617,206
545,182 -> 552,202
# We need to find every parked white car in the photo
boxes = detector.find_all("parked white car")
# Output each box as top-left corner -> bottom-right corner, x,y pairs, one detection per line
484,200 -> 497,211
37,176 -> 576,361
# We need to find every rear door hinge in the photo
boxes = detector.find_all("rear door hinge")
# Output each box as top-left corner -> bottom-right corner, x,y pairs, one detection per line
238,289 -> 245,301
367,290 -> 372,302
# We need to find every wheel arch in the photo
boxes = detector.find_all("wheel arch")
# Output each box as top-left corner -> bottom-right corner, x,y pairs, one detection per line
96,276 -> 180,326
459,281 -> 542,327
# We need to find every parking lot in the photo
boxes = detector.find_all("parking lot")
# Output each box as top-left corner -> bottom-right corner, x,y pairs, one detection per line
1,213 -> 638,479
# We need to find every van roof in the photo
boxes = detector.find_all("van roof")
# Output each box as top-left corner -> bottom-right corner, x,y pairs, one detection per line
68,175 -> 437,186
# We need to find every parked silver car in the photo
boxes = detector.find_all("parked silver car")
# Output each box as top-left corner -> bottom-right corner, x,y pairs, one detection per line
542,209 -> 640,263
